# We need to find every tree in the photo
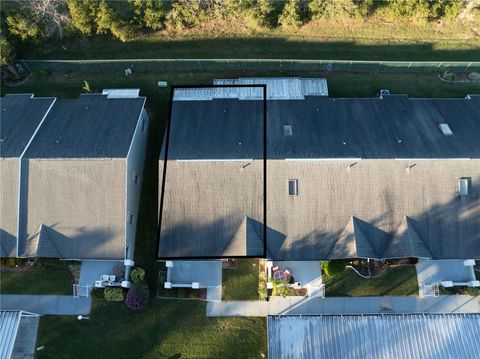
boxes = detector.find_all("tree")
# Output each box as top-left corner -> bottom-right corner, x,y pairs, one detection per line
321,260 -> 347,277
0,36 -> 15,66
67,0 -> 99,35
6,14 -> 40,41
278,0 -> 303,28
28,0 -> 70,39
96,1 -> 131,42
429,0 -> 463,20
249,0 -> 275,27
129,0 -> 166,30
308,0 -> 358,20
354,0 -> 375,18
380,0 -> 431,22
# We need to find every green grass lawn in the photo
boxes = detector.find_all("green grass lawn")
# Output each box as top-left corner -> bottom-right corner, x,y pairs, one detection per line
0,268 -> 73,295
36,299 -> 267,359
324,266 -> 419,297
21,18 -> 480,61
222,259 -> 260,301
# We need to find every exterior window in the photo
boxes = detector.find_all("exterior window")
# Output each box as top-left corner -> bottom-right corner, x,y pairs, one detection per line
288,179 -> 298,196
128,211 -> 134,225
132,171 -> 139,185
284,125 -> 292,136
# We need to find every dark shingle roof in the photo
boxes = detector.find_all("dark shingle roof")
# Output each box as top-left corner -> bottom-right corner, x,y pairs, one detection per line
268,95 -> 480,159
0,94 -> 55,158
159,90 -> 480,259
24,94 -> 145,158
167,99 -> 264,160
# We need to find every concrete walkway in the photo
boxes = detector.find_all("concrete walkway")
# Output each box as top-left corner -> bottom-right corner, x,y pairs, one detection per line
0,295 -> 91,315
206,295 -> 480,317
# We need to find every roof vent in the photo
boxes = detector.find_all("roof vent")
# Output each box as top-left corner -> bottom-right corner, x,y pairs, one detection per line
459,178 -> 470,196
439,123 -> 453,135
284,125 -> 292,136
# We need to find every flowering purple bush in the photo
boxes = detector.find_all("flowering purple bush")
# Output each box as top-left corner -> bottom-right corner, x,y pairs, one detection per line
125,283 -> 150,310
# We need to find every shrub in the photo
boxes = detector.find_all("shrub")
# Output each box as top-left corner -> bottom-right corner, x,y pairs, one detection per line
5,258 -> 17,267
104,287 -> 125,302
112,264 -> 125,279
90,288 -> 105,300
468,72 -> 480,81
130,267 -> 145,284
125,284 -> 150,310
321,260 -> 347,277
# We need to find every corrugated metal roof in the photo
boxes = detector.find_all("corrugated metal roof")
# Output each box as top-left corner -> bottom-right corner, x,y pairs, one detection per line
214,78 -> 328,99
268,314 -> 480,359
0,311 -> 21,359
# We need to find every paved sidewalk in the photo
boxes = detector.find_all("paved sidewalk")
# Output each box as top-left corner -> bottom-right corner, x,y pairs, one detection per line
0,295 -> 91,315
206,295 -> 480,317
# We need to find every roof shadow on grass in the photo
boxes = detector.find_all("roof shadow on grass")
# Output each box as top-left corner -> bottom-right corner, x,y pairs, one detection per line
26,37 -> 480,62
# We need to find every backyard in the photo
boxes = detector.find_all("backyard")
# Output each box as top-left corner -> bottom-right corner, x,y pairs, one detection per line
0,265 -> 73,295
36,299 -> 267,359
324,265 -> 419,297
222,259 -> 260,301
18,20 -> 480,61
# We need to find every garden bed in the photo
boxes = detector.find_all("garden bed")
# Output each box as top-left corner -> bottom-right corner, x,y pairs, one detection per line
347,258 -> 418,278
439,286 -> 480,296
324,265 -> 419,297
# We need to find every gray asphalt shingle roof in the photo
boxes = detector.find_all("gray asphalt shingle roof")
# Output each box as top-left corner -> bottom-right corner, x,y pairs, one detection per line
159,96 -> 265,257
24,94 -> 145,158
1,93 -> 145,260
159,89 -> 480,259
268,95 -> 480,159
0,94 -> 55,158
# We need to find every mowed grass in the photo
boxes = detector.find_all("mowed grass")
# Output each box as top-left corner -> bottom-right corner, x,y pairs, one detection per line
36,300 -> 267,359
222,259 -> 260,300
22,18 -> 480,61
0,268 -> 72,295
324,266 -> 419,297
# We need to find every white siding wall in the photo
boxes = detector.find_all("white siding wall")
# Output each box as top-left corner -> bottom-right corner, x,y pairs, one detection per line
125,108 -> 149,260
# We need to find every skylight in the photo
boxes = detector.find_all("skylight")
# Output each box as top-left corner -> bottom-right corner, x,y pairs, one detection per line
439,123 -> 453,135
288,179 -> 298,196
284,125 -> 292,136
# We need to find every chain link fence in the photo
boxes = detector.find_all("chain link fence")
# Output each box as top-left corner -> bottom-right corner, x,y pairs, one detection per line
18,59 -> 480,75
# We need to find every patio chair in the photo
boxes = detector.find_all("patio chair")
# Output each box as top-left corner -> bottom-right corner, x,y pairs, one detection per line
109,275 -> 116,283
100,274 -> 109,282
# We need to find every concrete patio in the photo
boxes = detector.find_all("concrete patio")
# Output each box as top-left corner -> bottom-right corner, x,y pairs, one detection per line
79,260 -> 123,287
416,259 -> 477,286
168,260 -> 222,288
